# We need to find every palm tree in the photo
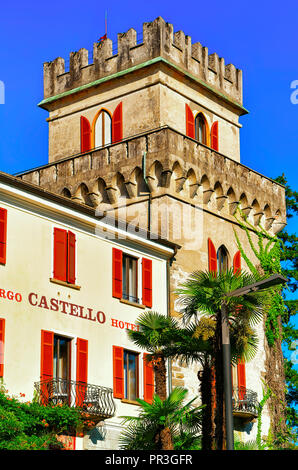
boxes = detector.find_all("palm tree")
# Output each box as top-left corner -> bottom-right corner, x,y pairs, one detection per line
164,315 -> 258,450
163,320 -> 214,449
175,268 -> 270,450
127,311 -> 179,400
119,387 -> 203,450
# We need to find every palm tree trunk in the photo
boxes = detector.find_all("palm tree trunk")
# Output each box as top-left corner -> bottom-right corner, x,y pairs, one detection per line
153,355 -> 167,401
198,362 -> 214,450
160,427 -> 174,450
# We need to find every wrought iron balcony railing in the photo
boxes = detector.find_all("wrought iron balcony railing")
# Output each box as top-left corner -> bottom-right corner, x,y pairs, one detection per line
34,378 -> 116,419
232,386 -> 259,418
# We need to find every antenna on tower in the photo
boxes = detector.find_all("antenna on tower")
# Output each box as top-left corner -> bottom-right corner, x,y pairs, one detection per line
98,10 -> 108,43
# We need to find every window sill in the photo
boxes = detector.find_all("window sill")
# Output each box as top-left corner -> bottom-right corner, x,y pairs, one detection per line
120,298 -> 145,309
50,278 -> 81,290
121,398 -> 140,406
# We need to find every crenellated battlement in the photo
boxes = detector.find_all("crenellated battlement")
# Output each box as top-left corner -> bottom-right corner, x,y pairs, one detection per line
42,17 -> 243,106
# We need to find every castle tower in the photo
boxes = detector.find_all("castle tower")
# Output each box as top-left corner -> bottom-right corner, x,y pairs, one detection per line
40,16 -> 245,164
18,17 -> 287,445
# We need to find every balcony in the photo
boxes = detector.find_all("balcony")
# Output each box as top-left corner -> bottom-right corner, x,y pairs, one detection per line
34,378 -> 116,421
232,387 -> 259,419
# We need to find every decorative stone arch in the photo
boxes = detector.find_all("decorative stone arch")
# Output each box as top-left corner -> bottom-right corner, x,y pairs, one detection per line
201,174 -> 213,204
185,168 -> 199,199
263,204 -> 274,230
72,182 -> 93,206
172,161 -> 185,193
213,181 -> 227,211
239,193 -> 252,218
61,187 -> 71,198
251,199 -> 263,226
147,160 -> 163,193
227,187 -> 238,215
90,177 -> 110,207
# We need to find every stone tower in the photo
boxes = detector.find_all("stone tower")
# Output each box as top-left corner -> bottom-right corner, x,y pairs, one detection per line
19,16 -> 287,443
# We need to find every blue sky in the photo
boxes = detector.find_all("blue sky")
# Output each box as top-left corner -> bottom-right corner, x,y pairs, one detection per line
0,0 -> 296,187
0,2 -> 297,253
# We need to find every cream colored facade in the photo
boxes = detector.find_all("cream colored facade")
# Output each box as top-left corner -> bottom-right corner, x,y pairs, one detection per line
0,172 -> 176,450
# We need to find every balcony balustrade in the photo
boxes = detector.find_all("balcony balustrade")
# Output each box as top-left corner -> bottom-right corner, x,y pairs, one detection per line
232,386 -> 259,419
34,378 -> 115,420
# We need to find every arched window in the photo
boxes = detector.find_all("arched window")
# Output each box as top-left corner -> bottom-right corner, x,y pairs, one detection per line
94,110 -> 112,148
217,245 -> 229,273
195,113 -> 207,145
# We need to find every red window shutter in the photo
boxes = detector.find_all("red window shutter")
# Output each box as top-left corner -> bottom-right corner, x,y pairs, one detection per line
113,346 -> 124,399
233,250 -> 241,275
53,228 -> 68,282
211,121 -> 219,151
76,338 -> 88,383
142,258 -> 152,308
0,208 -> 7,265
208,238 -> 217,274
41,330 -> 54,382
112,102 -> 123,143
67,231 -> 76,284
143,353 -> 154,404
112,248 -> 123,299
185,104 -> 195,139
0,319 -> 5,377
80,116 -> 91,153
237,360 -> 246,400
76,338 -> 88,406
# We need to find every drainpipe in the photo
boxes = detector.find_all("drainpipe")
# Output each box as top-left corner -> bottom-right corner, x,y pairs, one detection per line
142,151 -> 151,233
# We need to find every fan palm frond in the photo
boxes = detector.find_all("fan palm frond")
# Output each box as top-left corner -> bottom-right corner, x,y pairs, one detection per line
120,388 -> 203,450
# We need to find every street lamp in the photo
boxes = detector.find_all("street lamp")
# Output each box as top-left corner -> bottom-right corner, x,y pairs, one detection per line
222,273 -> 287,450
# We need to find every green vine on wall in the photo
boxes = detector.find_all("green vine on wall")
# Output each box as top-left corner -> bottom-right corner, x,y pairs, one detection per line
256,382 -> 272,450
233,208 -> 287,347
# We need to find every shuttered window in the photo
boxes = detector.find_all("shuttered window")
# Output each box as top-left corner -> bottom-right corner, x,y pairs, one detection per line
113,346 -> 124,399
112,102 -> 123,143
142,258 -> 152,308
237,360 -> 246,400
80,116 -> 91,153
211,121 -> 219,151
53,228 -> 76,285
112,249 -> 153,307
143,353 -> 154,404
0,208 -> 7,265
185,104 -> 195,139
208,238 -> 217,274
113,347 -> 152,402
233,250 -> 241,275
76,338 -> 88,406
112,248 -> 123,299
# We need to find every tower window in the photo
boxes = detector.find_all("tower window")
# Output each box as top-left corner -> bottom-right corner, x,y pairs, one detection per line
94,110 -> 112,148
195,113 -> 207,145
217,245 -> 229,273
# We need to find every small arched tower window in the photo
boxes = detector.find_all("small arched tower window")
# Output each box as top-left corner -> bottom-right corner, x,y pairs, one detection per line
94,110 -> 112,148
217,245 -> 229,273
195,113 -> 208,145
